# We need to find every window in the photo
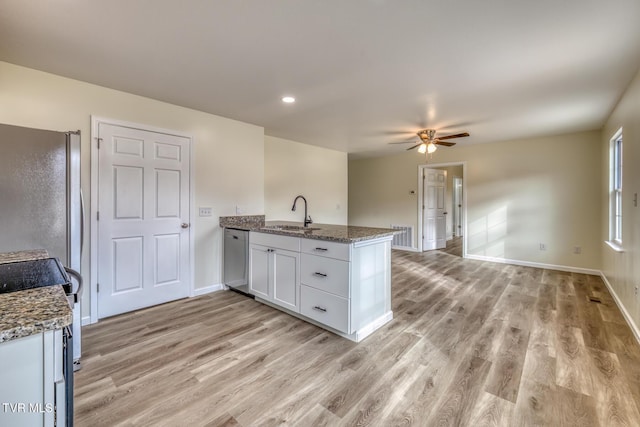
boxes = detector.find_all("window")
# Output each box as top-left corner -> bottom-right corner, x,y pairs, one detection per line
609,128 -> 623,247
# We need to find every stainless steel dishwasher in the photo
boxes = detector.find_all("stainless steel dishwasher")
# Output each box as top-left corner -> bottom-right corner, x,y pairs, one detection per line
223,228 -> 252,296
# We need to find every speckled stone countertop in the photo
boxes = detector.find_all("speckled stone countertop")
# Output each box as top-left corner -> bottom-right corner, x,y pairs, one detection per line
0,250 -> 73,343
220,216 -> 398,243
219,215 -> 265,229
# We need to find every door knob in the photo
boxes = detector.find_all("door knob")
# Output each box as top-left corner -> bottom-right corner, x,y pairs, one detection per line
181,223 -> 190,229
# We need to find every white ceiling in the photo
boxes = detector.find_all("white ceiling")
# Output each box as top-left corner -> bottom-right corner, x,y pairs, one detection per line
1,0 -> 639,158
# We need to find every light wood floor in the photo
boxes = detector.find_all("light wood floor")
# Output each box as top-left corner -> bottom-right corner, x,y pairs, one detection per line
442,236 -> 463,257
75,250 -> 640,426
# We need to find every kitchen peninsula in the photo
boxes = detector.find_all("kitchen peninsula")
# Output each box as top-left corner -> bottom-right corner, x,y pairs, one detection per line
220,216 -> 397,342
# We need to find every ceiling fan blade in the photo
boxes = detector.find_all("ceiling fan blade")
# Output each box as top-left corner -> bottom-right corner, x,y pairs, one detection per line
436,132 -> 469,140
434,140 -> 456,147
406,143 -> 423,151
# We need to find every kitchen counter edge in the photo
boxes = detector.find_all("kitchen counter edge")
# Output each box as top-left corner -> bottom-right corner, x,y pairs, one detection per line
220,217 -> 398,243
0,250 -> 73,343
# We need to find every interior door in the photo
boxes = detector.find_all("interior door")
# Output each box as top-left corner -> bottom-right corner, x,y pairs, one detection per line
97,123 -> 191,318
423,168 -> 447,250
453,176 -> 463,237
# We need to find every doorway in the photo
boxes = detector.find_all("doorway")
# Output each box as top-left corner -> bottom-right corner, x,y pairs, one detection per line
90,117 -> 194,321
418,162 -> 466,257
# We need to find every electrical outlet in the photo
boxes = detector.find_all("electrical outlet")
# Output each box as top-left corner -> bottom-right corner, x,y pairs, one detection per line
635,286 -> 639,297
199,207 -> 212,217
573,246 -> 582,254
235,205 -> 243,215
539,243 -> 546,251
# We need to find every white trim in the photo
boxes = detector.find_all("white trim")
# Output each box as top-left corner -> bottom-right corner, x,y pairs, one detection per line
465,254 -> 601,276
89,118 -> 99,324
417,162 -> 468,256
193,284 -> 225,296
89,116 -> 195,323
600,272 -> 640,345
352,235 -> 393,248
354,311 -> 394,342
609,127 -> 623,243
392,246 -> 420,253
188,128 -> 195,297
81,316 -> 93,326
605,240 -> 624,253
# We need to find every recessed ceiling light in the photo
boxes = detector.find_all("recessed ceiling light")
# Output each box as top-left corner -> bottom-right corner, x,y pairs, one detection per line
281,96 -> 295,103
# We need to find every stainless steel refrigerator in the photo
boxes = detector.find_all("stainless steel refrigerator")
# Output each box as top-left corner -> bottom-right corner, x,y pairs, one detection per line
0,122 -> 83,364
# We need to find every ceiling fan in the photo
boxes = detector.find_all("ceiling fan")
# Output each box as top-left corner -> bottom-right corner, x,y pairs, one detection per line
390,129 -> 470,154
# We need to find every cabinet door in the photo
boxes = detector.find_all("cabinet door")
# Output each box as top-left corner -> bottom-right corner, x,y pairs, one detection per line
0,331 -> 57,427
271,248 -> 300,312
249,244 -> 270,300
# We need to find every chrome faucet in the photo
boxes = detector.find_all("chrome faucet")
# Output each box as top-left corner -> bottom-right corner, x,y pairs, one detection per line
291,195 -> 313,227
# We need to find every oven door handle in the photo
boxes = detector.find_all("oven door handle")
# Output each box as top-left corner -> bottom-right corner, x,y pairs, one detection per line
64,267 -> 83,300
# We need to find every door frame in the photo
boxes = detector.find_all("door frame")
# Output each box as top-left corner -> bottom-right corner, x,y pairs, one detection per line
417,162 -> 467,256
452,176 -> 463,238
89,116 -> 195,324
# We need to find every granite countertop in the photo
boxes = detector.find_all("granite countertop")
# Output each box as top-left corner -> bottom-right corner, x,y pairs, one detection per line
0,250 -> 73,343
220,216 -> 398,243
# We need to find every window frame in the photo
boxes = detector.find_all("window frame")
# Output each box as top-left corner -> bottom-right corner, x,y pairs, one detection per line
608,128 -> 623,250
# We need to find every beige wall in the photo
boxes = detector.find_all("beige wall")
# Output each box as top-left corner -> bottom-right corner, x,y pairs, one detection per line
0,61 -> 265,319
349,130 -> 602,270
264,135 -> 348,225
601,67 -> 640,331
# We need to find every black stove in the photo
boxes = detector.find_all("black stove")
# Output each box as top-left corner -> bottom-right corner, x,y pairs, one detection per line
0,257 -> 72,294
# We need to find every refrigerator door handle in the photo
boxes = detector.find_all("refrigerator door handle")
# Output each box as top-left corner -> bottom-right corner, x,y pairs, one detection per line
64,267 -> 83,299
80,188 -> 85,258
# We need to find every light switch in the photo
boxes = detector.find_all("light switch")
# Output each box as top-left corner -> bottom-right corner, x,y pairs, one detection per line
199,207 -> 212,217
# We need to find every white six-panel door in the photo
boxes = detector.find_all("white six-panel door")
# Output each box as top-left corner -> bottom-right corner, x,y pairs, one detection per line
423,168 -> 447,251
97,123 -> 191,318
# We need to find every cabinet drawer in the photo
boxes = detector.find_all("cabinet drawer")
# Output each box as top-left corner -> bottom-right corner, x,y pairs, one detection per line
250,232 -> 300,252
300,285 -> 349,333
301,238 -> 350,261
301,254 -> 350,298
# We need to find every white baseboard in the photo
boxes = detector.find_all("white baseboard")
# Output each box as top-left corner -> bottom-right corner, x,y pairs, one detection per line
465,254 -> 640,346
193,283 -> 225,296
465,254 -> 601,276
81,316 -> 93,326
257,297 -> 393,343
354,311 -> 394,342
600,273 -> 640,345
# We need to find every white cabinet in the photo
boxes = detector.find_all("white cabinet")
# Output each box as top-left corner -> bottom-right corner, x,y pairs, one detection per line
299,241 -> 351,334
300,285 -> 350,333
0,329 -> 63,427
300,238 -> 350,261
249,233 -> 301,312
249,231 -> 393,342
300,253 -> 350,298
249,244 -> 270,300
272,249 -> 300,312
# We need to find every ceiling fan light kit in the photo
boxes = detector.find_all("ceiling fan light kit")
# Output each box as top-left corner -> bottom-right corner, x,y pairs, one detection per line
388,129 -> 470,154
